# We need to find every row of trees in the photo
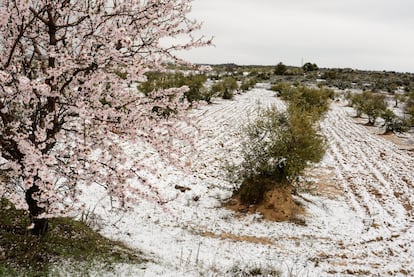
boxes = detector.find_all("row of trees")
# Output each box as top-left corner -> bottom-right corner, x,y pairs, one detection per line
230,85 -> 332,204
210,76 -> 257,100
274,62 -> 319,76
346,91 -> 411,133
139,71 -> 210,103
139,72 -> 256,103
211,63 -> 414,96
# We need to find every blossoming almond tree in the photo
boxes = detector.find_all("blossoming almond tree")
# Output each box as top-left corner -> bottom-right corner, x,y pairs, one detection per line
0,0 -> 210,236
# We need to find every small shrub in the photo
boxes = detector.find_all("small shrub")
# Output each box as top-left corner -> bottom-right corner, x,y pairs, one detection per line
381,109 -> 409,134
272,84 -> 332,120
274,62 -> 287,75
284,67 -> 304,76
222,89 -> 234,100
229,264 -> 281,277
240,78 -> 257,92
211,77 -> 238,100
270,82 -> 293,97
185,73 -> 209,102
286,86 -> 333,121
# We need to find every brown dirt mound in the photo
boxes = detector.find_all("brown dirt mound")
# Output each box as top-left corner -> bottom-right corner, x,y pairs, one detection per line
226,178 -> 305,223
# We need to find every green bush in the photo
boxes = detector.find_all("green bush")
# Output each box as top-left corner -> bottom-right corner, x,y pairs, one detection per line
230,82 -> 332,205
405,92 -> 414,126
271,84 -> 332,120
211,80 -> 225,98
211,77 -> 238,99
286,86 -> 333,121
362,92 -> 387,125
274,62 -> 287,75
381,109 -> 409,134
139,71 -> 208,103
284,67 -> 304,76
232,105 -> 326,204
302,62 -> 319,72
185,74 -> 209,102
348,92 -> 365,117
253,70 -> 272,81
348,91 -> 410,131
270,82 -> 293,97
240,78 -> 257,92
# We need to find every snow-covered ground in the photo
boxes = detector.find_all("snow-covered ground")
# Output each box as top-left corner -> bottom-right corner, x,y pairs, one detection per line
81,87 -> 414,276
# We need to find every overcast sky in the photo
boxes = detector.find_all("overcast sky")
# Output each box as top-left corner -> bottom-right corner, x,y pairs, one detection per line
180,0 -> 414,72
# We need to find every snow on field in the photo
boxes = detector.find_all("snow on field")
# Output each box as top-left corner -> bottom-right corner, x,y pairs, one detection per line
81,86 -> 414,276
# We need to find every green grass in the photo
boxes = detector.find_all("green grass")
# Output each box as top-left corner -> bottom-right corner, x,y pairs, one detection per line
0,198 -> 144,276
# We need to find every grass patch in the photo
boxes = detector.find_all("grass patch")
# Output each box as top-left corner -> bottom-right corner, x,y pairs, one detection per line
228,263 -> 281,277
0,198 -> 144,276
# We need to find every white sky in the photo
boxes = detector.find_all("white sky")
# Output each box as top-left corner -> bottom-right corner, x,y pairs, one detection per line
180,0 -> 414,72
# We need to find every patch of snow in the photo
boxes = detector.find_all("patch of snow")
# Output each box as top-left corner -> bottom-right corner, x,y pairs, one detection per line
80,89 -> 414,276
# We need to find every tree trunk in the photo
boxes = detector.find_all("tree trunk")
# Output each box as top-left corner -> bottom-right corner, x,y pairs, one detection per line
25,185 -> 49,236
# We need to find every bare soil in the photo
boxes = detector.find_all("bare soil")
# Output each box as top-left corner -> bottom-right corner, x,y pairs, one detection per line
226,185 -> 305,223
200,231 -> 275,246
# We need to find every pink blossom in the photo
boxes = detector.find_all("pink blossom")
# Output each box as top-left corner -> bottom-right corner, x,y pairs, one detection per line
0,0 -> 211,221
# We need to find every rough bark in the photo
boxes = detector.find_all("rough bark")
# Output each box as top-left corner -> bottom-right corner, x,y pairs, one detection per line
25,184 -> 48,236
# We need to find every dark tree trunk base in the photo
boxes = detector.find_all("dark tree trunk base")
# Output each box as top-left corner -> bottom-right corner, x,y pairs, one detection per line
26,184 -> 49,236
31,217 -> 49,236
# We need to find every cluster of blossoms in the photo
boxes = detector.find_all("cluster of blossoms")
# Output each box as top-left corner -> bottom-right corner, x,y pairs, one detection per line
0,0 -> 210,229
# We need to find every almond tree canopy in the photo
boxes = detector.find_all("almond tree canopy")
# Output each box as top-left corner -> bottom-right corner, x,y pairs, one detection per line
0,0 -> 210,235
